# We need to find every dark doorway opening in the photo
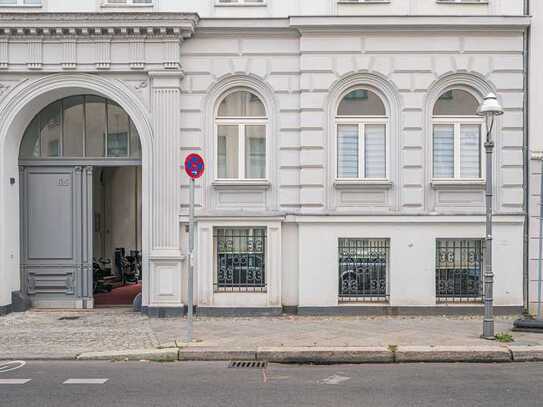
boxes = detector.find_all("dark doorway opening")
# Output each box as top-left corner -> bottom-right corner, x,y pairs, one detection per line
93,166 -> 142,307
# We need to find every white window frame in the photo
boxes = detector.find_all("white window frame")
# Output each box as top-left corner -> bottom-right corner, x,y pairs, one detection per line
215,89 -> 268,181
432,116 -> 485,181
335,116 -> 390,181
0,0 -> 42,7
213,226 -> 267,293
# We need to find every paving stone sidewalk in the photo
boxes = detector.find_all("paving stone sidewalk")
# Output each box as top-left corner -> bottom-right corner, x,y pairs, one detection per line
1,308 -> 542,359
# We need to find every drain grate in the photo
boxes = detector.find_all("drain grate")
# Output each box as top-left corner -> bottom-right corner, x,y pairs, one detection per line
228,361 -> 267,369
58,316 -> 80,321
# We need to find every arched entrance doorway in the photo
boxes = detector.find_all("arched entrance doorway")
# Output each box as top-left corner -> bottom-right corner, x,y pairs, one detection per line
19,95 -> 143,309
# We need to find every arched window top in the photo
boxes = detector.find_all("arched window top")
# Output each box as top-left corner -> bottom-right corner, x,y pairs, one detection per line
217,90 -> 266,118
433,89 -> 479,116
337,89 -> 386,116
19,95 -> 141,160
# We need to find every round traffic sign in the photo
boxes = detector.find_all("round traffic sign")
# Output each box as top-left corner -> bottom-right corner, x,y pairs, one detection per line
184,153 -> 205,179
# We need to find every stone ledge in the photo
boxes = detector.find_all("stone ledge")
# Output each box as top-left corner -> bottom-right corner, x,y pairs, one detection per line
256,346 -> 393,364
395,346 -> 512,363
509,346 -> 543,362
178,347 -> 257,361
77,348 -> 178,362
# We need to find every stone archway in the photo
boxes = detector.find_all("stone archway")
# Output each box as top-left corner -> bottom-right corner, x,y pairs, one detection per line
0,74 -> 153,311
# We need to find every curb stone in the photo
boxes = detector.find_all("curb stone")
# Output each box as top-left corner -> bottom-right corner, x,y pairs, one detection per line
395,346 -> 512,363
178,347 -> 257,361
509,346 -> 543,362
256,347 -> 393,364
77,348 -> 178,362
30,345 -> 543,363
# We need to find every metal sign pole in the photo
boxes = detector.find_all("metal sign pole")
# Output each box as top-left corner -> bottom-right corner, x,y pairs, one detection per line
186,177 -> 195,343
183,153 -> 204,343
538,159 -> 543,320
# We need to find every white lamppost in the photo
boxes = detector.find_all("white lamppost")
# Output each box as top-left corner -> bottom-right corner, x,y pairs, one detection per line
477,93 -> 504,339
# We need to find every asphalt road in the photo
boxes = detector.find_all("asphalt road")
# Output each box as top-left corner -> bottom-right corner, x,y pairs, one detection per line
1,361 -> 542,407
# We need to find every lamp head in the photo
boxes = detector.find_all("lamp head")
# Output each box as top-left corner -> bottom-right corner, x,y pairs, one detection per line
477,93 -> 504,118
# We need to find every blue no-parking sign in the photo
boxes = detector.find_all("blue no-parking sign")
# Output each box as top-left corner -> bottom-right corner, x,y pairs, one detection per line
184,153 -> 205,179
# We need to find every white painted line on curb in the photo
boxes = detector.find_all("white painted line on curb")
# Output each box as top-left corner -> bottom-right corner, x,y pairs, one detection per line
0,379 -> 31,385
63,379 -> 109,385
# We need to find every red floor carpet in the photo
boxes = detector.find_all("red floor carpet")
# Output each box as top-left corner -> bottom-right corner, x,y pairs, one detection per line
94,283 -> 142,306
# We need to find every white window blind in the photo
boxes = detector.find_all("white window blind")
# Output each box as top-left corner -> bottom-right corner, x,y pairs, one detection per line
365,124 -> 386,179
337,125 -> 359,178
433,124 -> 455,178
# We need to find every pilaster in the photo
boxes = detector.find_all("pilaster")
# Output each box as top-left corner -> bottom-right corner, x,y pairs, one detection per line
147,70 -> 185,309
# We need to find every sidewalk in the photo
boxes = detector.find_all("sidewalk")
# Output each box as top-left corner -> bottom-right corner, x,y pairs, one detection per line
1,308 -> 542,362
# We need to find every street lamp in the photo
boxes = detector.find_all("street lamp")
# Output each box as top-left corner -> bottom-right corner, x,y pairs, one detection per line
477,92 -> 504,339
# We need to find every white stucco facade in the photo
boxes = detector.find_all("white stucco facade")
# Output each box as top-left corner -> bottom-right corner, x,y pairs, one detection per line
529,0 -> 542,316
0,0 -> 531,316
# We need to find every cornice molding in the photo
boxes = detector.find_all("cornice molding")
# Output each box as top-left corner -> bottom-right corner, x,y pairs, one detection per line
0,12 -> 199,38
289,15 -> 531,32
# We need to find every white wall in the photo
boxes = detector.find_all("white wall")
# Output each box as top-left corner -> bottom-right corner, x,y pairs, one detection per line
529,0 -> 542,315
1,0 -> 524,16
179,27 -> 525,217
297,219 -> 524,307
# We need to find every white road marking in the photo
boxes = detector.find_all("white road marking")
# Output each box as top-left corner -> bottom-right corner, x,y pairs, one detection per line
0,379 -> 31,385
0,361 -> 26,373
320,374 -> 351,385
63,378 -> 109,385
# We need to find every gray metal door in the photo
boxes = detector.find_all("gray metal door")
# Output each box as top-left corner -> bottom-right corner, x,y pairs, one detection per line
20,166 -> 93,308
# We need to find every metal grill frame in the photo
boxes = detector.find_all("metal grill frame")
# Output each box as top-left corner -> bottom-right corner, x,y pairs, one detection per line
213,227 -> 267,293
435,238 -> 484,304
338,238 -> 390,303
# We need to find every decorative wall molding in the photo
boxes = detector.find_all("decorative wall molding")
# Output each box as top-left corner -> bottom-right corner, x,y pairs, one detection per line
0,13 -> 198,72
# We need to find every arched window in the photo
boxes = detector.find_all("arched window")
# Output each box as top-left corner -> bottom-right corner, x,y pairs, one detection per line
19,95 -> 141,160
336,89 -> 388,179
216,90 -> 267,179
432,89 -> 483,179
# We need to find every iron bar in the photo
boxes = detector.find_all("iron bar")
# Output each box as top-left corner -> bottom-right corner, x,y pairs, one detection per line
338,238 -> 389,302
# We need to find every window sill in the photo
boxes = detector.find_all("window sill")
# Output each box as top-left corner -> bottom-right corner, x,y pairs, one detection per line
431,179 -> 486,189
101,3 -> 154,9
337,1 -> 391,4
0,5 -> 42,8
215,3 -> 267,7
212,179 -> 271,191
436,1 -> 488,4
334,179 -> 392,190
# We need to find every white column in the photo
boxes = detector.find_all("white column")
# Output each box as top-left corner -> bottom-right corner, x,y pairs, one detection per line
147,71 -> 184,311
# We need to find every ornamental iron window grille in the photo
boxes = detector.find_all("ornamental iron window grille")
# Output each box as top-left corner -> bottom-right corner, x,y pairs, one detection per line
214,228 -> 266,292
436,239 -> 484,303
338,238 -> 389,302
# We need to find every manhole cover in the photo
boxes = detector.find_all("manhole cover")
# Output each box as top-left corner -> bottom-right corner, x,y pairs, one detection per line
58,316 -> 80,321
228,361 -> 267,369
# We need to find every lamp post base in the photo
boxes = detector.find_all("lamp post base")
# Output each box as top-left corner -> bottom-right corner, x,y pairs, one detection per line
480,335 -> 497,341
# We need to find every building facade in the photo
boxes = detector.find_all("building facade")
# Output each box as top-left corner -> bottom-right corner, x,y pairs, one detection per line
0,0 -> 531,316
